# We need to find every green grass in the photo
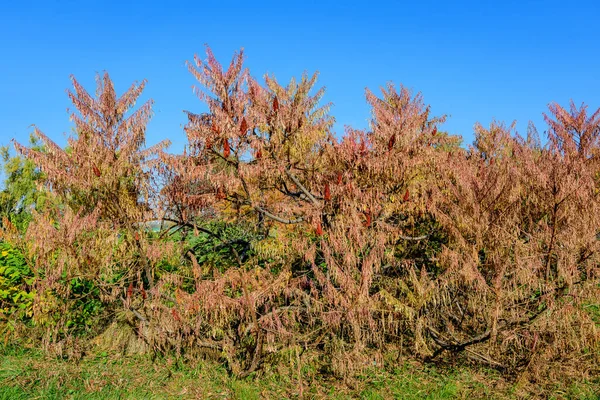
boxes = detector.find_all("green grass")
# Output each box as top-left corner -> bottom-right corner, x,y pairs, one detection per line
0,345 -> 598,399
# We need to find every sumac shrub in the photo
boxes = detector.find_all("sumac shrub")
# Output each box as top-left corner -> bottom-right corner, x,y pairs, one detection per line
11,73 -> 173,349
8,46 -> 600,388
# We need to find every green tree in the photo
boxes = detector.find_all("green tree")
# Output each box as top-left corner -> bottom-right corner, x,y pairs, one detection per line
0,135 -> 45,232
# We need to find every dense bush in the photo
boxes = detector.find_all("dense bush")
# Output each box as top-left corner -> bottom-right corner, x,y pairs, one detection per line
0,241 -> 34,321
3,46 -> 599,390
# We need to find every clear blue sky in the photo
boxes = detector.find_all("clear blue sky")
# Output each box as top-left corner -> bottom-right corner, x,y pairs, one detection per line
1,0 -> 599,153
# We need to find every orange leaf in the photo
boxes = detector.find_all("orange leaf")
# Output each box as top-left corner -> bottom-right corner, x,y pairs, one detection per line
324,183 -> 331,201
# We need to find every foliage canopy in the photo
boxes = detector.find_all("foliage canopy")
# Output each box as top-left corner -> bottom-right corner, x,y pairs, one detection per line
4,46 -> 600,393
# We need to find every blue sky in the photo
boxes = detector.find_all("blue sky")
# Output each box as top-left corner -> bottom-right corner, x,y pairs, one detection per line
1,0 -> 599,154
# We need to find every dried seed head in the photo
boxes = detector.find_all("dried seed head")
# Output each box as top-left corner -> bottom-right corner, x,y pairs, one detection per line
240,117 -> 248,134
403,189 -> 410,202
127,282 -> 134,298
223,139 -> 230,158
363,211 -> 372,227
359,140 -> 367,155
388,134 -> 396,151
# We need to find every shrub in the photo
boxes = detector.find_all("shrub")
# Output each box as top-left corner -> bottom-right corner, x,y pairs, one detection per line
0,241 -> 34,341
8,46 -> 600,390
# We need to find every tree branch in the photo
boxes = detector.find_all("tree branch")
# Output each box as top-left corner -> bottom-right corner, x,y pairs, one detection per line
399,234 -> 429,241
253,205 -> 304,224
285,168 -> 320,206
162,217 -> 245,266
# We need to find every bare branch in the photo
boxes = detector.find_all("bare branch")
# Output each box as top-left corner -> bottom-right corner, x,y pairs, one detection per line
285,168 -> 320,206
254,205 -> 304,224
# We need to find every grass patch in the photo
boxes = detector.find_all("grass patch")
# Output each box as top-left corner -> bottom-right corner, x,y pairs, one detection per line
0,345 -> 598,399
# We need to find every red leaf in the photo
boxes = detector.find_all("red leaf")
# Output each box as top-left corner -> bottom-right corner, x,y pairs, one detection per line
324,183 -> 331,201
432,127 -> 437,136
403,189 -> 410,202
134,231 -> 140,241
216,186 -> 226,200
255,149 -> 262,159
141,288 -> 147,300
93,164 -> 101,177
171,308 -> 181,322
240,117 -> 248,135
388,134 -> 396,151
223,139 -> 230,158
273,96 -> 279,112
211,121 -> 220,134
336,172 -> 343,185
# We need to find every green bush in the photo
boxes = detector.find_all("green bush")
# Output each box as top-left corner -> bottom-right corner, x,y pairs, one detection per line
0,242 -> 34,327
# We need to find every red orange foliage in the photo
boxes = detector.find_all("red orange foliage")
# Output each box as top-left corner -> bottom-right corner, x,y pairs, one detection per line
9,47 -> 600,386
